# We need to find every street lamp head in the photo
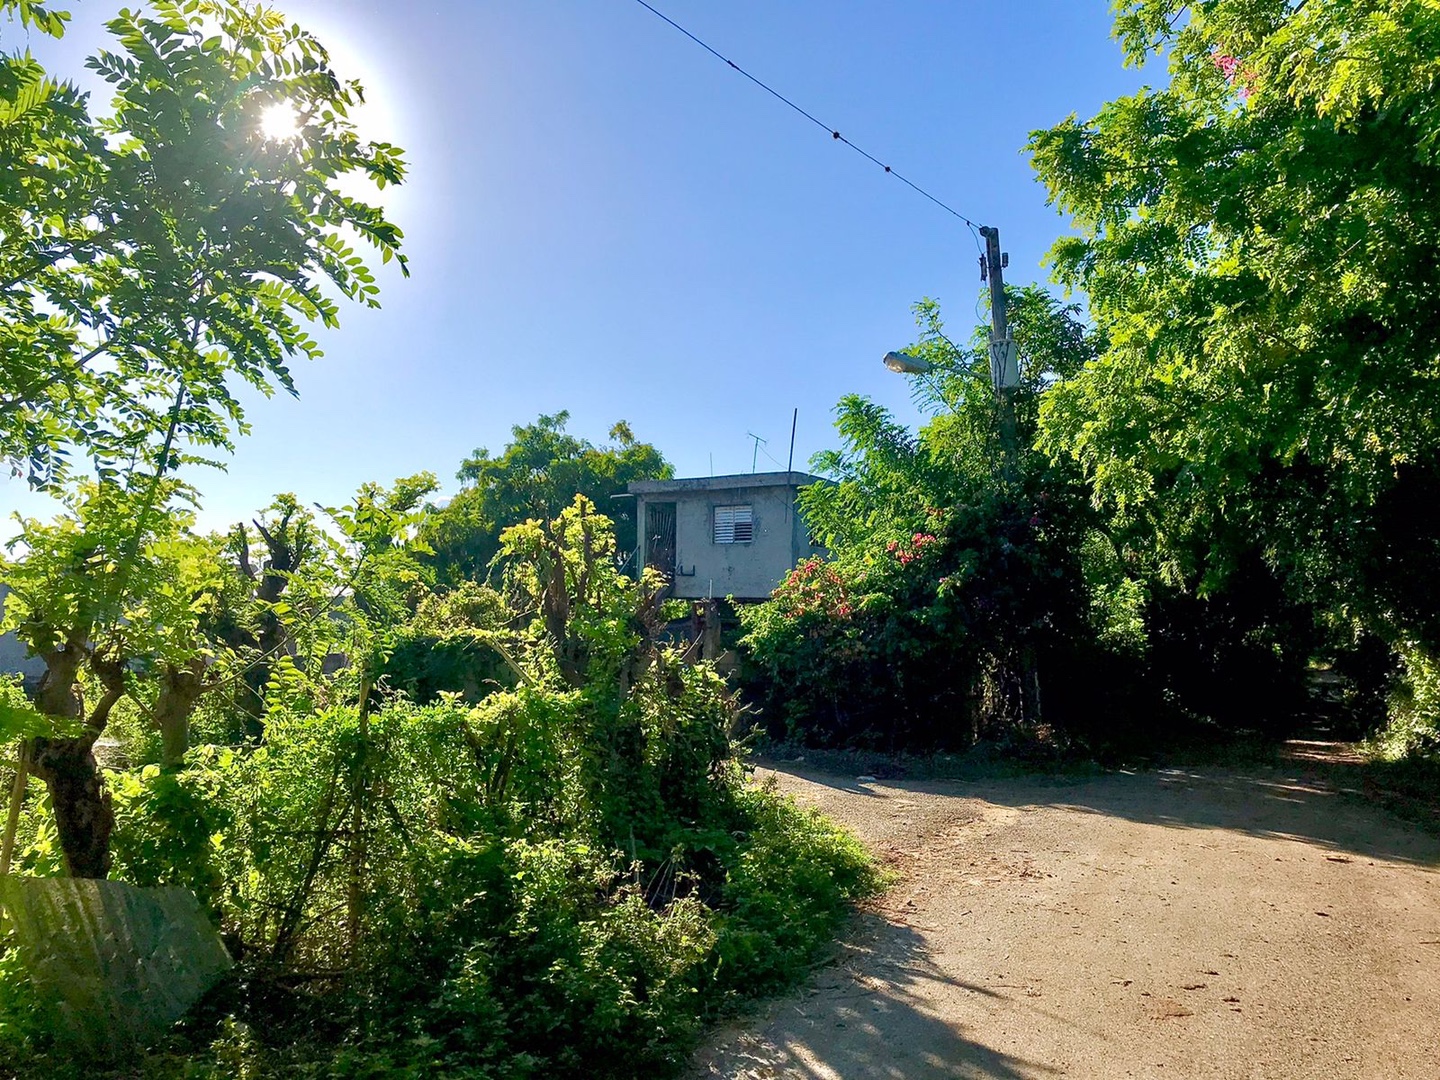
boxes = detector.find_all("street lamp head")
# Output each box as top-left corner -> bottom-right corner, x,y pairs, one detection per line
883,350 -> 932,375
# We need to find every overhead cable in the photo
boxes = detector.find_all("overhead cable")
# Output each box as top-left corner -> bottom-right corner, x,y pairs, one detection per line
631,0 -> 985,237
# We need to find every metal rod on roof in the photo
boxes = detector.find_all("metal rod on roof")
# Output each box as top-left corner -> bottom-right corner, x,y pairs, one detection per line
747,432 -> 766,474
787,408 -> 797,473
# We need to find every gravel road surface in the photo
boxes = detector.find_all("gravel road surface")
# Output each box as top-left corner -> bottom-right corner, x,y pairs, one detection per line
691,752 -> 1440,1079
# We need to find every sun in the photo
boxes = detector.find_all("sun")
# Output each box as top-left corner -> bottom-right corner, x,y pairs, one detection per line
260,102 -> 299,141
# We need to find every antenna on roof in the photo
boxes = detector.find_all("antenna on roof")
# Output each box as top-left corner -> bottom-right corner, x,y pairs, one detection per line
746,432 -> 767,474
787,408 -> 798,473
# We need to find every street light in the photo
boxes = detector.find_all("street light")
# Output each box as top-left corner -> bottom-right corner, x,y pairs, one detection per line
882,350 -> 932,375
881,226 -> 1020,484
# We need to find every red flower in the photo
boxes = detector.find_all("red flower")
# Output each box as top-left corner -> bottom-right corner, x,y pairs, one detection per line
1212,48 -> 1252,99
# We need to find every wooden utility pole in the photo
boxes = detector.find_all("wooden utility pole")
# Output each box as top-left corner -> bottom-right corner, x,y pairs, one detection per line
979,225 -> 1020,485
979,225 -> 1040,726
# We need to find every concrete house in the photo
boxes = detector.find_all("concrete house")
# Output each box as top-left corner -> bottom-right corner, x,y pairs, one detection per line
627,471 -> 826,601
0,584 -> 44,689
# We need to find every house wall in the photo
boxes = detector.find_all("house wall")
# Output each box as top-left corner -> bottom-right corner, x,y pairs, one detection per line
0,584 -> 45,683
658,484 -> 818,601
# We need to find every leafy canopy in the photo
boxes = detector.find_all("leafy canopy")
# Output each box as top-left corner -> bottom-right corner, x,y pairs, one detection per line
424,412 -> 672,583
1030,0 -> 1440,639
0,0 -> 407,487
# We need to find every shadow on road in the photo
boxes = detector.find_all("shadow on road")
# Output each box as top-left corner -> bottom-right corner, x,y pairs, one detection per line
695,914 -> 1059,1080
766,756 -> 1440,868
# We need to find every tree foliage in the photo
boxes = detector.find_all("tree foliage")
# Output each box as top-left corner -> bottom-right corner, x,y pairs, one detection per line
1,480 -> 222,875
0,0 -> 407,487
423,412 -> 672,583
742,292 -> 1118,750
1030,0 -> 1440,649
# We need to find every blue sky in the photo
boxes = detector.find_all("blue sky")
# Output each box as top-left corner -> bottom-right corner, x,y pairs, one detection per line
2,1 -> 1147,531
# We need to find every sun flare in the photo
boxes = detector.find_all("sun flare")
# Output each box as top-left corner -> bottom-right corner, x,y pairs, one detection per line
260,102 -> 299,141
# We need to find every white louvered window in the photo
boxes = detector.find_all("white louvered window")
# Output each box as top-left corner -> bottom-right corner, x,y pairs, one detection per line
713,504 -> 753,544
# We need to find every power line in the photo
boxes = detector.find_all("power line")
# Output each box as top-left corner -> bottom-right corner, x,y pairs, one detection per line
631,0 -> 985,239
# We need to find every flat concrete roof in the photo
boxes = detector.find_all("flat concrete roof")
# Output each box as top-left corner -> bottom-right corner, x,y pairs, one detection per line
628,471 -> 826,495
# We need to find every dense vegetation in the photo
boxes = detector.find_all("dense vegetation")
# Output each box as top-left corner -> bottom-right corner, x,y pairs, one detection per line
2,497 -> 877,1078
4,0 -> 1440,1074
0,4 -> 876,1076
421,413 -> 673,586
744,0 -> 1440,763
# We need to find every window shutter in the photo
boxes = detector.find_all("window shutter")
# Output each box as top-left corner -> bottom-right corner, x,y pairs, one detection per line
714,505 -> 753,543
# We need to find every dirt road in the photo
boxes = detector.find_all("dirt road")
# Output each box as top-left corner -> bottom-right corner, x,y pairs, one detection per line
692,753 -> 1440,1079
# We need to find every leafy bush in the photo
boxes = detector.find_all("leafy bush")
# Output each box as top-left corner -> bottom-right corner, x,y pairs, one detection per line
712,784 -> 877,995
1371,642 -> 1440,760
740,486 -> 1093,750
378,583 -> 517,705
0,499 -> 881,1079
741,292 -> 1322,758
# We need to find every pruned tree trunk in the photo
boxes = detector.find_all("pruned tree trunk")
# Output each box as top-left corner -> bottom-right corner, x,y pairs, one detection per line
234,512 -> 308,739
30,735 -> 115,879
28,645 -> 125,879
155,659 -> 208,767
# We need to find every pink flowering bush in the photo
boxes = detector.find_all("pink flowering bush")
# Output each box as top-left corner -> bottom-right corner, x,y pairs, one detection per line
740,480 -> 1096,749
738,288 -> 1177,753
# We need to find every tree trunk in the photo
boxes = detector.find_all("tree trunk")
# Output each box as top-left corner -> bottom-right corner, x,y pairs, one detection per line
235,515 -> 305,740
28,647 -> 124,879
30,735 -> 115,878
155,660 -> 207,767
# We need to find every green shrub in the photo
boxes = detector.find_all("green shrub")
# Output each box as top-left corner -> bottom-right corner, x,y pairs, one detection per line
713,784 -> 880,996
0,500 -> 881,1079
1371,641 -> 1440,760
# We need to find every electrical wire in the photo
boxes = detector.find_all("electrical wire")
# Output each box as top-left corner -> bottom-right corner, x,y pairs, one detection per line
632,0 -> 986,240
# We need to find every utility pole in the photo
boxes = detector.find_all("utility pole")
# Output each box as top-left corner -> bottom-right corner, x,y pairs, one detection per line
880,226 -> 1039,728
979,225 -> 1020,486
979,225 -> 1040,728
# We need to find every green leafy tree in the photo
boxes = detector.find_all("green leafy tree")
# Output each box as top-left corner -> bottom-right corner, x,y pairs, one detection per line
743,291 -> 1107,749
216,474 -> 441,731
0,481 -> 222,876
224,493 -> 321,735
0,0 -> 407,877
424,412 -> 672,583
1029,0 -> 1440,735
0,0 -> 406,487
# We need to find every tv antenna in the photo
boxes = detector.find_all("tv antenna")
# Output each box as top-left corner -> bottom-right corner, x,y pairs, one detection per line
746,432 -> 767,474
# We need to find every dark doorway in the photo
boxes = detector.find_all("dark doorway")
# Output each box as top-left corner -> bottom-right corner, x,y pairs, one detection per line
645,501 -> 677,580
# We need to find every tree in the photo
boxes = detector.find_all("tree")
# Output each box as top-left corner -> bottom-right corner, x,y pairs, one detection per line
225,493 -> 321,736
742,291 -> 1107,748
0,0 -> 407,877
1029,0 -> 1440,670
0,481 -> 223,876
423,413 -> 672,583
0,0 -> 406,487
